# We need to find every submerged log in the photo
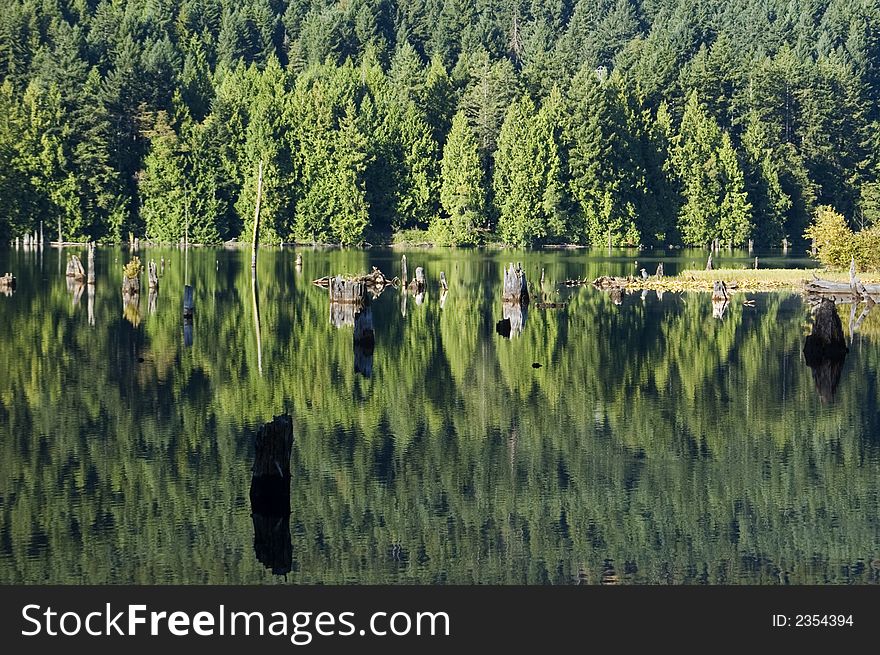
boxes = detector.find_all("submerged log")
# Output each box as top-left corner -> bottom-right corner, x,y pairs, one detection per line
329,275 -> 367,306
803,298 -> 848,403
250,414 -> 293,575
66,254 -> 85,280
315,268 -> 394,296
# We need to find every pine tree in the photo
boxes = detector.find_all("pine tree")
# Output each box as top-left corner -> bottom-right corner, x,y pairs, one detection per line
674,91 -> 752,246
436,110 -> 484,244
717,132 -> 752,246
140,110 -> 187,243
566,69 -> 643,246
493,92 -> 567,246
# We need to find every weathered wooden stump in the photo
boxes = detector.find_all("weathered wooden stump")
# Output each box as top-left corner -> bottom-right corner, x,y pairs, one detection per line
439,271 -> 448,291
87,243 -> 95,284
121,258 -> 141,323
408,266 -> 426,296
655,262 -> 664,278
250,414 -> 293,575
711,280 -> 728,302
295,253 -> 303,269
803,299 -> 848,403
0,273 -> 15,296
705,253 -> 713,271
66,254 -> 85,280
148,260 -> 159,290
502,263 -> 529,304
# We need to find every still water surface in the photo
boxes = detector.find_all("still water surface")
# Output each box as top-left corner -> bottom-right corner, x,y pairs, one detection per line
0,246 -> 878,584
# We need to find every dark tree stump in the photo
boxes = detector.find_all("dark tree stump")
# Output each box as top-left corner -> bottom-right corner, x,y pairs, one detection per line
803,299 -> 848,403
250,415 -> 294,575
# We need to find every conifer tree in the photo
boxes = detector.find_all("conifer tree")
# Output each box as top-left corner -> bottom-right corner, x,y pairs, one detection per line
436,111 -> 484,244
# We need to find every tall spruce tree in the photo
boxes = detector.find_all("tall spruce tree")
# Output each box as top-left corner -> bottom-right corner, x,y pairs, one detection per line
436,110 -> 484,244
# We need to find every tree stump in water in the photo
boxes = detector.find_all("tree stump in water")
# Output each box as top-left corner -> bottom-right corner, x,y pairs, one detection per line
0,273 -> 15,296
121,257 -> 141,321
148,260 -> 159,290
655,262 -> 664,277
250,415 -> 293,575
408,266 -> 426,294
502,263 -> 529,304
66,255 -> 85,281
803,298 -> 848,403
711,280 -> 728,302
87,243 -> 95,284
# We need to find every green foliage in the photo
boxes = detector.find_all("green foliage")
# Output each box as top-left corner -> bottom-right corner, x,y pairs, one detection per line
0,1 -> 879,248
436,111 -> 484,244
805,204 -> 880,271
122,255 -> 142,278
672,91 -> 752,246
493,92 -> 568,246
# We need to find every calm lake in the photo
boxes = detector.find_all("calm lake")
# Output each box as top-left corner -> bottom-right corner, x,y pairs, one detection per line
1,246 -> 879,584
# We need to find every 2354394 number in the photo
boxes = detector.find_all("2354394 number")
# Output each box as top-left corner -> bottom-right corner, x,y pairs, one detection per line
795,615 -> 853,627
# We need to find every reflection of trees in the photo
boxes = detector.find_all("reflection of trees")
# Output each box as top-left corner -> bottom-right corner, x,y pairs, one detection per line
1,248 -> 880,584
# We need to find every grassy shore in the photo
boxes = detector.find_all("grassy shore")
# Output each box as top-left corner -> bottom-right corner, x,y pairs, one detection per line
610,268 -> 880,293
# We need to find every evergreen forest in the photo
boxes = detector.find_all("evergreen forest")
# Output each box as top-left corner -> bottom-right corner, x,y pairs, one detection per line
1,0 -> 879,247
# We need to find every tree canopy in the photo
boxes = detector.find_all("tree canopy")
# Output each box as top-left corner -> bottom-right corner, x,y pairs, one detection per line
0,0 -> 878,247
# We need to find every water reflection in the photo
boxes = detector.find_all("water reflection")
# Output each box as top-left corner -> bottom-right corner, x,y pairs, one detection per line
1,246 -> 879,585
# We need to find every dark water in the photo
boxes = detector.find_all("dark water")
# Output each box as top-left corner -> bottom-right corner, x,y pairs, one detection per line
1,246 -> 879,584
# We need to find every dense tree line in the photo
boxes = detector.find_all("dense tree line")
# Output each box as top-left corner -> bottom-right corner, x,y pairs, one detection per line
0,0 -> 878,247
